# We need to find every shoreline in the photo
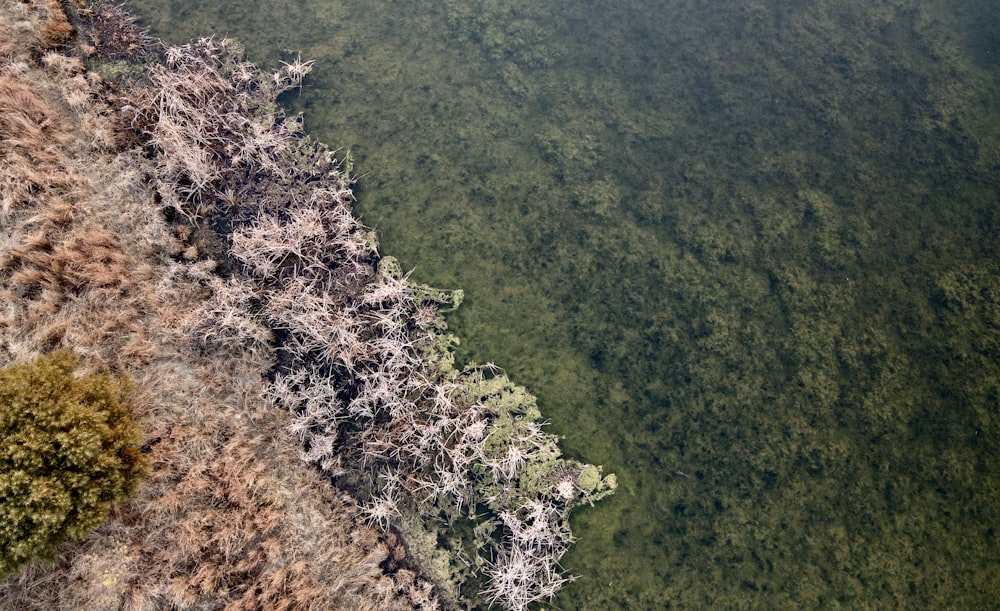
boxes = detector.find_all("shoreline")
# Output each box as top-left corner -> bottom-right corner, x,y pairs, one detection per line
1,1 -> 443,607
0,2 -> 614,609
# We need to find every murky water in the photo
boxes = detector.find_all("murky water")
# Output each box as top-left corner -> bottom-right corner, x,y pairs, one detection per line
127,0 -> 1000,607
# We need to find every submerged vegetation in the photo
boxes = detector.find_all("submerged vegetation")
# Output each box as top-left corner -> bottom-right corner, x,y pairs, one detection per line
123,0 -> 1000,607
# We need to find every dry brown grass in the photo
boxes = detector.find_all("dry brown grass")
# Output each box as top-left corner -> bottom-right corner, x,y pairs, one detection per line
35,0 -> 74,51
103,357 -> 436,610
0,2 -> 441,609
0,27 -> 139,366
0,22 -> 18,59
0,73 -> 76,217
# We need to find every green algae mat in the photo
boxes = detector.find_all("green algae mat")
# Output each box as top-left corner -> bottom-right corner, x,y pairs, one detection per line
127,0 -> 1000,607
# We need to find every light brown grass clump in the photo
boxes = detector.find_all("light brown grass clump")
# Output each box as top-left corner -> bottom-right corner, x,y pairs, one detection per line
0,85 -> 149,368
0,77 -> 140,367
0,22 -> 17,59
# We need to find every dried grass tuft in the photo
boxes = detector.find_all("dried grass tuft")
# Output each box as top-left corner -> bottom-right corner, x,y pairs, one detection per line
0,71 -> 75,217
35,0 -> 74,51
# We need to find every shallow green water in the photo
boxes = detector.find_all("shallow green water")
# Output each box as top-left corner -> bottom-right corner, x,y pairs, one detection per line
128,0 -> 1000,607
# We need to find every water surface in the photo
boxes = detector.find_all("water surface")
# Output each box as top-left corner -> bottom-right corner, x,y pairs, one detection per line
128,0 -> 1000,607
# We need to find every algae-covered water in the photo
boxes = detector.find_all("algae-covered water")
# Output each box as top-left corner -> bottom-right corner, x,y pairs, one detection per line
127,0 -> 1000,607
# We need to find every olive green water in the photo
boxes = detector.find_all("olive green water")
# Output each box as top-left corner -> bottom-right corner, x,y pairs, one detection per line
127,0 -> 1000,607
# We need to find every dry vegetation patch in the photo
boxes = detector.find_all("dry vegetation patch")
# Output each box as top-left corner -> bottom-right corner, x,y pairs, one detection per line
0,2 -> 439,609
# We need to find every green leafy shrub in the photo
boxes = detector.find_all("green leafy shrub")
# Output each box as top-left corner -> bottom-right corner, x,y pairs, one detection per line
0,352 -> 146,578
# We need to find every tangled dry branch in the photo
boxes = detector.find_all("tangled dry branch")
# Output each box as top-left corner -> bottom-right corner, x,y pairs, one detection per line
134,38 -> 616,610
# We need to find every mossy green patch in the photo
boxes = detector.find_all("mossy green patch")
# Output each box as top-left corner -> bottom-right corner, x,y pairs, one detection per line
0,352 -> 146,578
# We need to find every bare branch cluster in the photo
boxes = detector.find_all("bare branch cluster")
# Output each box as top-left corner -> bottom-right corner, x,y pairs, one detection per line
144,39 -> 615,610
78,0 -> 152,60
130,37 -> 311,212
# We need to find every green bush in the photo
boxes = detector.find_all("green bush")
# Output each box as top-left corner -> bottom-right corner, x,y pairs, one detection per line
0,352 -> 146,578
